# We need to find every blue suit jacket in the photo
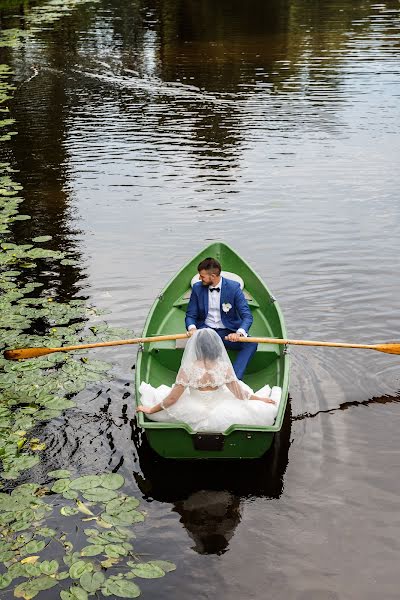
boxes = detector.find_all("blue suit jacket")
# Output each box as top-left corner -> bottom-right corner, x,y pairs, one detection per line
185,278 -> 253,333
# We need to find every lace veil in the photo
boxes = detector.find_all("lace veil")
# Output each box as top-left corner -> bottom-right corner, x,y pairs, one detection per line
176,328 -> 238,389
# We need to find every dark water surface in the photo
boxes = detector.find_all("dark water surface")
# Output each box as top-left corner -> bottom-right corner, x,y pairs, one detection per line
1,0 -> 400,597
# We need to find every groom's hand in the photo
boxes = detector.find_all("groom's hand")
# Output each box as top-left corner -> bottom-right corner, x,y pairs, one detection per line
226,332 -> 242,342
187,327 -> 197,337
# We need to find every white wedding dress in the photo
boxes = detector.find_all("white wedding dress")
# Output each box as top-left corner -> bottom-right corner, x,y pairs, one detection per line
138,380 -> 282,433
138,329 -> 282,433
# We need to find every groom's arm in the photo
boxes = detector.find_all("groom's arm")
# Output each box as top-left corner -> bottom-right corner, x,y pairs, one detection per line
185,286 -> 200,330
234,287 -> 253,334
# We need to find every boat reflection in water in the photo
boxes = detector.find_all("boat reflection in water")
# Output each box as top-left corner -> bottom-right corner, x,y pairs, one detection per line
132,400 -> 291,555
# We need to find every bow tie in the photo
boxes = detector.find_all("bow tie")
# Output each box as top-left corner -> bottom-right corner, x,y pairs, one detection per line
209,287 -> 220,292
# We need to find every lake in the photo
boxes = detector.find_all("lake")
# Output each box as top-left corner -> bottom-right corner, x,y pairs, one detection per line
1,0 -> 400,598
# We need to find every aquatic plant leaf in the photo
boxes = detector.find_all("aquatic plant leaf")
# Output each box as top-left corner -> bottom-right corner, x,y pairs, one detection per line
32,236 -> 52,243
105,496 -> 140,516
76,500 -> 95,516
129,563 -> 165,579
101,577 -> 141,598
48,469 -> 71,479
100,473 -> 124,490
104,544 -> 128,558
80,545 -> 104,557
82,488 -> 119,503
148,560 -> 176,573
69,475 -> 103,491
62,585 -> 88,600
101,510 -> 144,526
79,571 -> 105,593
20,555 -> 40,564
14,575 -> 58,598
0,572 -> 12,589
63,490 -> 79,500
69,560 -> 93,579
36,527 -> 57,538
40,560 -> 58,575
61,506 -> 79,516
0,550 -> 14,561
24,563 -> 41,577
51,479 -> 71,493
21,540 -> 46,555
100,557 -> 119,569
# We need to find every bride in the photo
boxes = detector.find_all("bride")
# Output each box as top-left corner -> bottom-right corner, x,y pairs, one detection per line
137,328 -> 281,433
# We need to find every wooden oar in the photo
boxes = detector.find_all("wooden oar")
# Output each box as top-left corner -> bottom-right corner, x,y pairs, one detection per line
3,334 -> 189,360
3,334 -> 400,360
240,337 -> 400,355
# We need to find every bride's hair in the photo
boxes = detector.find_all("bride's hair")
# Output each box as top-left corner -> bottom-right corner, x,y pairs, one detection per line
194,329 -> 223,362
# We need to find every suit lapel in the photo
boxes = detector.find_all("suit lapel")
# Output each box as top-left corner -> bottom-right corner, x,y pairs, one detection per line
202,284 -> 209,317
220,277 -> 226,313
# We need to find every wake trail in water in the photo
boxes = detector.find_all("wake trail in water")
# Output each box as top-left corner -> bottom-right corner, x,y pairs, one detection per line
68,64 -> 235,105
293,392 -> 400,421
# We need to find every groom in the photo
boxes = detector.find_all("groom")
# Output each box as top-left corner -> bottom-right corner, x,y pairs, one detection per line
185,257 -> 257,380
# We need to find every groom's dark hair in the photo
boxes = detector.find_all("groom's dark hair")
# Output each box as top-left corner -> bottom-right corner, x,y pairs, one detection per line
197,257 -> 221,274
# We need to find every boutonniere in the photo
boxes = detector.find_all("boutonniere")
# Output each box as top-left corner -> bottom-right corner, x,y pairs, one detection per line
222,303 -> 232,313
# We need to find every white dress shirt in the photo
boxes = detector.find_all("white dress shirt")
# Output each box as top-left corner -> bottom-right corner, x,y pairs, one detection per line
205,277 -> 224,329
188,276 -> 247,336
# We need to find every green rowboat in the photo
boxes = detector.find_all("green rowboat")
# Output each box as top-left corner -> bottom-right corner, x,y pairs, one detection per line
135,242 -> 290,459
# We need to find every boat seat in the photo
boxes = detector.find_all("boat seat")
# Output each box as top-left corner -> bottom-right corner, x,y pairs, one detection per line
191,271 -> 244,289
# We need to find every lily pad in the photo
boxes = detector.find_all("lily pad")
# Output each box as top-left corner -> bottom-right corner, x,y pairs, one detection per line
32,236 -> 52,243
81,488 -> 119,503
69,560 -> 93,579
101,577 -> 141,598
69,475 -> 103,491
100,473 -> 124,490
79,571 -> 105,593
48,469 -> 71,479
61,506 -> 79,516
129,562 -> 165,579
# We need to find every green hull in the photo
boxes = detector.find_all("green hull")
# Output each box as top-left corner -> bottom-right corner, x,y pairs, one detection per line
135,242 -> 290,459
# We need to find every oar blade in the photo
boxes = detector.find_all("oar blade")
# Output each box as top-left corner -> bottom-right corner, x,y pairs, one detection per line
375,343 -> 400,355
3,347 -> 55,360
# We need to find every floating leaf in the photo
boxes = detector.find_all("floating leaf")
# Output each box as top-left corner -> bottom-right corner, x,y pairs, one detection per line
101,510 -> 144,526
76,500 -> 95,516
69,475 -> 103,491
21,540 -> 46,555
63,490 -> 79,500
32,236 -> 52,243
69,560 -> 93,579
61,586 -> 88,600
104,544 -> 128,558
14,575 -> 57,598
100,473 -> 124,490
0,573 -> 12,589
100,557 -> 119,569
51,479 -> 71,493
48,469 -> 71,479
20,556 -> 40,564
61,506 -> 79,516
106,496 -> 140,516
82,488 -> 119,503
36,527 -> 57,538
80,545 -> 104,557
129,562 -> 165,579
80,571 -> 105,593
101,577 -> 141,598
40,559 -> 58,575
149,560 -> 176,573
